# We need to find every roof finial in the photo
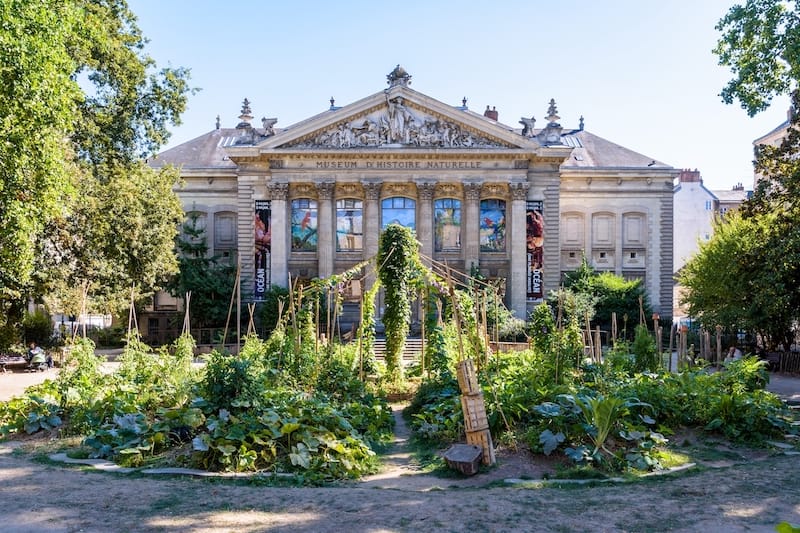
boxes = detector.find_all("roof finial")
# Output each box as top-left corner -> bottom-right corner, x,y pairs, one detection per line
386,64 -> 412,87
330,96 -> 335,109
215,115 -> 220,130
237,98 -> 253,129
579,115 -> 584,131
462,96 -> 467,107
546,98 -> 560,126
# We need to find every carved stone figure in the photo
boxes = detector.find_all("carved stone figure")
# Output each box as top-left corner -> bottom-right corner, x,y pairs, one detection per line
288,105 -> 509,150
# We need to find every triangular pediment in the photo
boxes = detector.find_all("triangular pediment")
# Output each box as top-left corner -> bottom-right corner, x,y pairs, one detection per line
256,86 -> 538,152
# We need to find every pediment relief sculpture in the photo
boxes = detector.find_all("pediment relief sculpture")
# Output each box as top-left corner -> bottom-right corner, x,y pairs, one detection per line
286,94 -> 513,150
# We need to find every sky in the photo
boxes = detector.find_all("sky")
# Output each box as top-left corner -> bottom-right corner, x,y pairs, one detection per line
129,0 -> 792,191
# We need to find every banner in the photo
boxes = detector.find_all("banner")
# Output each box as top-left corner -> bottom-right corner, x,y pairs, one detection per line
254,200 -> 271,300
526,201 -> 544,299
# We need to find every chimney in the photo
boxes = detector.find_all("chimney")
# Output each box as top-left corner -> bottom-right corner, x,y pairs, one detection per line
484,105 -> 498,121
679,168 -> 701,182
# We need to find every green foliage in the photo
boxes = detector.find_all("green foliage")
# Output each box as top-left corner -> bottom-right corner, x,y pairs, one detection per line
405,378 -> 462,442
259,285 -> 291,336
679,210 -> 797,350
355,281 -> 380,377
631,324 -> 661,373
56,337 -> 106,411
0,392 -> 62,437
555,256 -> 650,338
1,0 -> 193,330
377,224 -> 421,381
167,211 -> 237,328
714,0 -> 800,116
23,310 -> 55,347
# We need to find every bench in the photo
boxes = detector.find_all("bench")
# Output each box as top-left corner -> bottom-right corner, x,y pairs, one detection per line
0,356 -> 28,373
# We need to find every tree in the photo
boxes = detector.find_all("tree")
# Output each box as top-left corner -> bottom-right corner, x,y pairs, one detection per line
0,0 -> 192,340
711,2 -> 800,349
715,0 -> 800,116
679,210 -> 798,350
166,213 -> 237,329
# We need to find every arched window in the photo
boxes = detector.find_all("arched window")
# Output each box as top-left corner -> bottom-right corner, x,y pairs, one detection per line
381,197 -> 416,230
479,199 -> 506,251
291,198 -> 318,251
434,198 -> 461,251
336,198 -> 363,251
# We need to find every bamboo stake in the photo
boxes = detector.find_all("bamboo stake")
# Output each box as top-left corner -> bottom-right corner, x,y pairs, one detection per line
222,265 -> 240,350
594,326 -> 602,363
612,312 -> 617,343
668,322 -> 676,372
236,256 -> 241,354
182,291 -> 192,336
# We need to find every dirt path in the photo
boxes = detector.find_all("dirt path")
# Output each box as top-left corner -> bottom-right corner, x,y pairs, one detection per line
2,371 -> 800,531
1,436 -> 799,532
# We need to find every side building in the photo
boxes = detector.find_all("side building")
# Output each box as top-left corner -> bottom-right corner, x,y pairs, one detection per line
147,67 -> 676,338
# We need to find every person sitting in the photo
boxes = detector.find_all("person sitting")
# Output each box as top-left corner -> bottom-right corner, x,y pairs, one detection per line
26,342 -> 47,372
726,345 -> 743,362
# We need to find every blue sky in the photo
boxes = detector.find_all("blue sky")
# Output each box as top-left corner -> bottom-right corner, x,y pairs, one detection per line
130,0 -> 791,191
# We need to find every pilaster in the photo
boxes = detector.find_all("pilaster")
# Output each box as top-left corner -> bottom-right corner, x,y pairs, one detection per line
268,180 -> 289,288
463,181 -> 482,272
509,181 -> 529,318
316,180 -> 335,279
416,180 -> 436,266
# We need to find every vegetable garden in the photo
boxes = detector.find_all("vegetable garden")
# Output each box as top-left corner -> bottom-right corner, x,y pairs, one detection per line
1,224 -> 798,483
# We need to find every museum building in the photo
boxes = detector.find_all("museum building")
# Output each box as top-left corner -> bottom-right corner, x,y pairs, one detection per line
149,66 -> 676,327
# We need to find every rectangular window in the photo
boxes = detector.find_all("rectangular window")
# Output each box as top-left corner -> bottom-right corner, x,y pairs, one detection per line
291,199 -> 318,251
479,199 -> 506,252
336,199 -> 363,251
434,198 -> 461,251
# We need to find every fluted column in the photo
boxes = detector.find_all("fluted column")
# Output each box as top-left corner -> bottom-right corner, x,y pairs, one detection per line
509,181 -> 530,319
416,181 -> 436,267
463,181 -> 482,273
362,180 -> 383,262
268,181 -> 289,288
316,180 -> 335,279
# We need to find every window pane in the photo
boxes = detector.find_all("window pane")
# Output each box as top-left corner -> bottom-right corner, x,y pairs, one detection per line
434,198 -> 461,251
336,199 -> 363,251
479,199 -> 506,251
381,197 -> 416,230
291,199 -> 317,251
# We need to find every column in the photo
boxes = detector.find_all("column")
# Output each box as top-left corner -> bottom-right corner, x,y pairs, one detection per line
268,180 -> 289,288
415,181 -> 436,267
362,180 -> 383,263
509,181 -> 529,319
316,180 -> 335,279
463,181 -> 482,273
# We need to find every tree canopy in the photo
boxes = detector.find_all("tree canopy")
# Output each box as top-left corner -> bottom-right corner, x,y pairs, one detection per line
0,0 -> 192,335
715,0 -> 800,116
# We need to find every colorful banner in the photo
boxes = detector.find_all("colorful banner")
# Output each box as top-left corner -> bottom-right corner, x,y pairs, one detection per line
254,200 -> 271,300
526,201 -> 544,299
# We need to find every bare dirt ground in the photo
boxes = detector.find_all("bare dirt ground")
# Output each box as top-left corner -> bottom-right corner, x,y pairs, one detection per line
1,369 -> 800,532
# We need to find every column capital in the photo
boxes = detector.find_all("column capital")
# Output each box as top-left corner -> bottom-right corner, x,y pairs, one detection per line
315,180 -> 336,200
267,181 -> 289,200
416,180 -> 437,201
361,179 -> 383,200
510,181 -> 530,201
464,181 -> 483,200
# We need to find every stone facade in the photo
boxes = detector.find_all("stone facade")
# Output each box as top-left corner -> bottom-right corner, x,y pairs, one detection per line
150,67 -> 677,322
